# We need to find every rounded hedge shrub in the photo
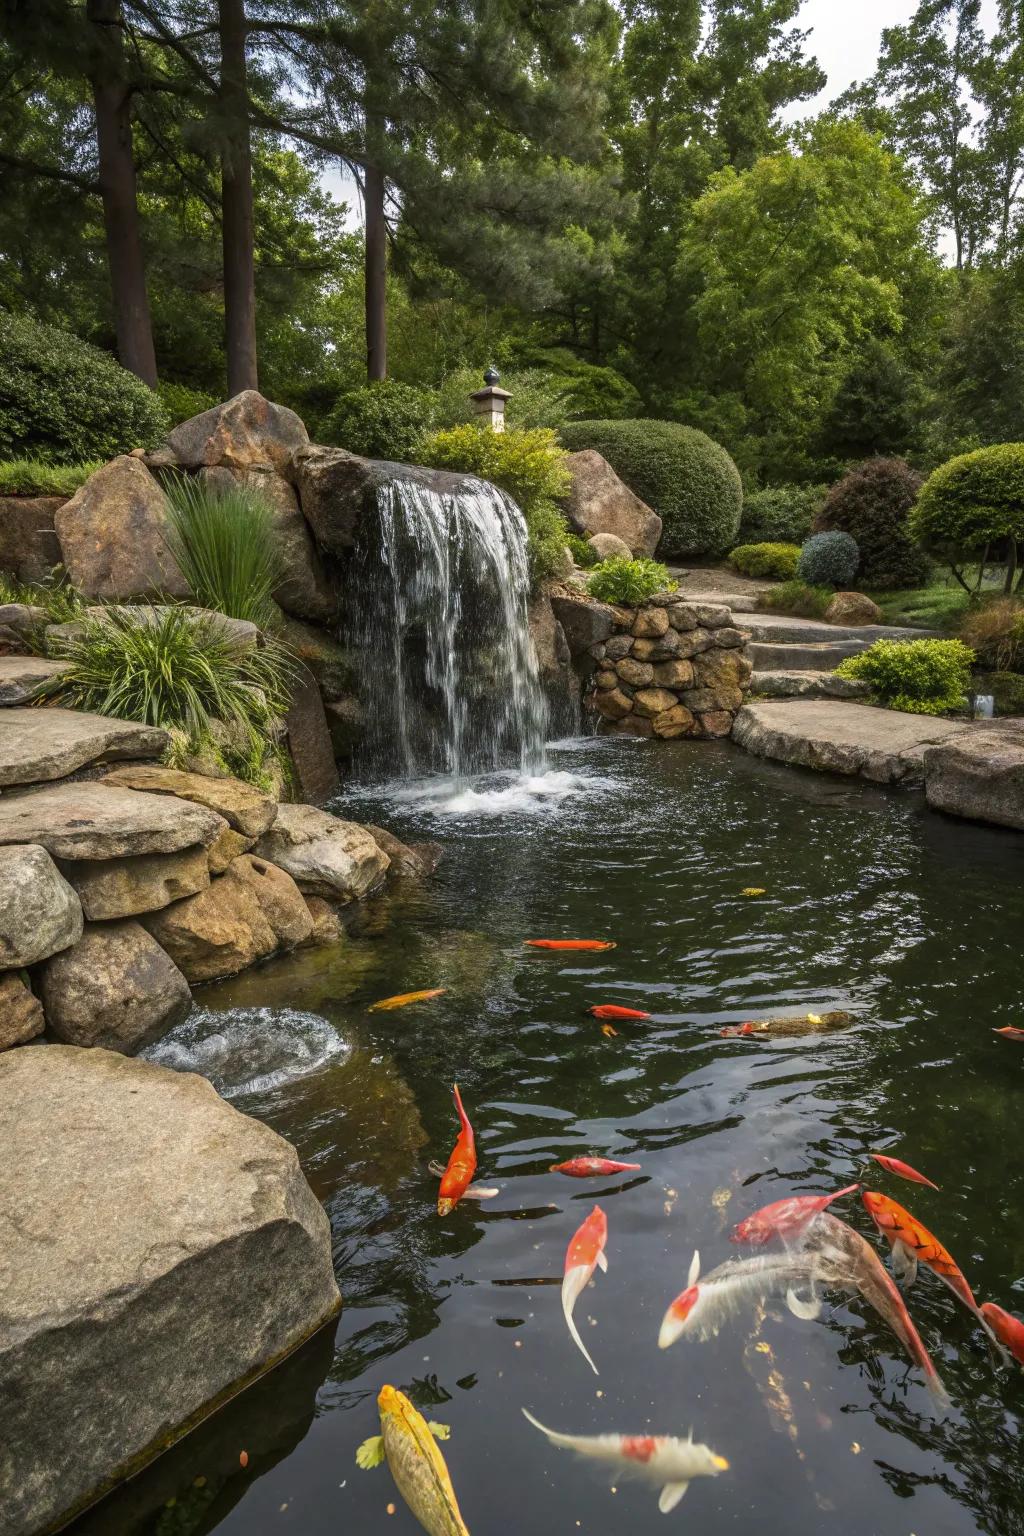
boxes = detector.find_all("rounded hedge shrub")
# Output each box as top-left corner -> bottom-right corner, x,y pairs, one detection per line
559,419 -> 742,558
587,557 -> 674,606
910,443 -> 1024,574
323,379 -> 438,461
797,531 -> 859,587
815,458 -> 930,589
835,638 -> 974,715
738,485 -> 823,545
0,312 -> 167,463
728,542 -> 800,579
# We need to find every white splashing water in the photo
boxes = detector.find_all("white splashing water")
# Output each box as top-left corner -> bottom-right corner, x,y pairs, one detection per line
142,1007 -> 348,1099
350,475 -> 549,780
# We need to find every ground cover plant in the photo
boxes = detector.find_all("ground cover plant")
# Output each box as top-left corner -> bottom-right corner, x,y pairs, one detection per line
0,459 -> 99,497
758,580 -> 833,619
587,557 -> 674,605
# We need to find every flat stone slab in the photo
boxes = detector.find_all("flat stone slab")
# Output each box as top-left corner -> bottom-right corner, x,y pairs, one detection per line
101,763 -> 278,839
739,613 -> 930,644
0,707 -> 168,787
0,781 -> 226,860
752,670 -> 871,700
732,699 -> 975,785
749,639 -> 870,673
924,724 -> 1024,830
678,591 -> 759,612
0,1046 -> 340,1534
0,655 -> 69,705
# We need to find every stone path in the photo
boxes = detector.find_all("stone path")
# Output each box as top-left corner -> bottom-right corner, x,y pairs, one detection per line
732,699 -> 975,785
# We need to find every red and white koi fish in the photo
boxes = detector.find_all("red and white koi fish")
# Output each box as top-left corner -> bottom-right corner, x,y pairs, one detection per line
436,1085 -> 478,1217
731,1184 -> 859,1246
550,1157 -> 642,1178
562,1205 -> 608,1374
870,1153 -> 939,1190
525,939 -> 616,952
980,1303 -> 1024,1366
994,1026 -> 1024,1042
521,1409 -> 728,1515
589,1004 -> 651,1021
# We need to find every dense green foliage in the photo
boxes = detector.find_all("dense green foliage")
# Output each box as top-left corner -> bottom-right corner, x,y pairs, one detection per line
959,597 -> 1024,672
911,444 -> 1024,587
559,419 -> 742,557
0,313 -> 166,463
565,532 -> 599,568
164,476 -> 281,629
0,459 -> 98,497
797,531 -> 859,587
324,380 -> 439,461
587,558 -> 674,605
759,580 -> 833,619
728,542 -> 800,579
816,458 -> 931,590
836,637 -> 974,714
156,382 -> 218,427
738,486 -> 822,545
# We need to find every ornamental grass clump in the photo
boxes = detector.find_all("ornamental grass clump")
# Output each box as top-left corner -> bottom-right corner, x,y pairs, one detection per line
728,542 -> 800,579
959,597 -> 1024,673
164,474 -> 280,629
587,557 -> 674,606
797,530 -> 859,587
835,638 -> 974,715
759,580 -> 833,619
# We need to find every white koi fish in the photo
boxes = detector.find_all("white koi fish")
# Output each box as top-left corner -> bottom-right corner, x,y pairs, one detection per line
562,1204 -> 608,1374
659,1248 -> 824,1349
522,1408 -> 728,1514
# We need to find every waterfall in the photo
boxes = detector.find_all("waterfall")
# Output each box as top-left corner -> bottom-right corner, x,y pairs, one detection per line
348,475 -> 549,780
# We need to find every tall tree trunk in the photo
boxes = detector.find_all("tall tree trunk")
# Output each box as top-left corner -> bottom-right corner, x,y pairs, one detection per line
87,0 -> 157,386
364,159 -> 387,381
219,0 -> 258,394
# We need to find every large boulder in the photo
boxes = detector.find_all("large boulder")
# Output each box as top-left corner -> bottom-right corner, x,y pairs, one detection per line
924,724 -> 1024,830
825,591 -> 883,627
0,844 -> 83,966
101,764 -> 278,840
239,466 -> 337,623
285,667 -> 341,805
254,803 -> 389,902
142,869 -> 279,982
54,457 -> 189,602
549,593 -> 616,657
160,391 -> 310,474
226,853 -> 314,948
37,920 -> 192,1052
0,973 -> 45,1051
563,450 -> 663,557
293,448 -> 471,556
58,847 -> 211,921
0,495 -> 64,584
0,782 -> 226,861
0,706 -> 168,788
0,1046 -> 340,1534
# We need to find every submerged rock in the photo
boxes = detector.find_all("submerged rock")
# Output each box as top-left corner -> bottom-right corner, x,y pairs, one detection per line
37,920 -> 192,1052
0,1045 -> 340,1533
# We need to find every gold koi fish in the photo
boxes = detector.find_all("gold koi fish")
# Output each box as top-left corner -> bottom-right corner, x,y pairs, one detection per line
357,1385 -> 469,1535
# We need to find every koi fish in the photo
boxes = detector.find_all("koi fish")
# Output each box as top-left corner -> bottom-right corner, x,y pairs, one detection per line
428,1162 -> 498,1200
994,1026 -> 1024,1042
521,1409 -> 728,1515
525,939 -> 616,951
741,887 -> 767,897
550,1157 -> 642,1178
870,1153 -> 939,1191
980,1303 -> 1024,1366
356,1385 -> 469,1535
589,1004 -> 651,1021
369,988 -> 445,1012
731,1184 -> 859,1246
720,1011 -> 852,1040
437,1085 -> 477,1217
562,1204 -> 608,1374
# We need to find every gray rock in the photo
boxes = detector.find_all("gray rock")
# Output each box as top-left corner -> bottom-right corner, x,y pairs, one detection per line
293,447 -> 473,556
0,603 -> 48,653
0,782 -> 226,861
0,706 -> 168,788
54,457 -> 189,602
254,803 -> 390,902
240,466 -> 337,624
323,694 -> 365,761
667,604 -> 698,632
0,495 -> 63,584
616,657 -> 655,687
604,634 -> 633,660
732,700 -> 974,785
0,844 -> 83,967
363,824 -> 443,878
593,686 -> 634,721
0,973 -> 45,1051
713,626 -> 746,648
0,655 -> 69,705
527,591 -> 577,733
0,1046 -> 340,1534
37,920 -> 192,1052
101,763 -> 278,839
587,531 -> 632,562
691,603 -> 733,629
162,391 -> 310,473
924,724 -> 1024,830
751,670 -> 872,701
59,847 -> 211,921
563,450 -> 662,557
549,593 -> 616,656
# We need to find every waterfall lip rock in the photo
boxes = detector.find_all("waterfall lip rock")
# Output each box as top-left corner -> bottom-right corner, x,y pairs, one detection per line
292,445 -> 487,556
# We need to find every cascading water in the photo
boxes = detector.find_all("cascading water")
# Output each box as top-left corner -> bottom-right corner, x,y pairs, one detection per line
347,474 -> 550,781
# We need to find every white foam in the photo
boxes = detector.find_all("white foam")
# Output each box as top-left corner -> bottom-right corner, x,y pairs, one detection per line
143,1007 -> 348,1099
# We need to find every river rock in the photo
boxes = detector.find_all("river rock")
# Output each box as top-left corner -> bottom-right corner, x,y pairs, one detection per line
691,603 -> 732,629
254,803 -> 389,902
143,871 -> 279,982
672,627 -> 715,659
651,658 -> 695,689
0,973 -> 45,1050
37,920 -> 192,1052
604,634 -> 633,660
54,457 -> 189,601
0,655 -> 69,705
0,1045 -> 340,1535
0,494 -> 63,584
595,668 -> 617,690
652,704 -> 696,739
698,710 -> 735,737
594,687 -> 634,721
549,593 -> 616,656
102,764 -> 278,839
924,725 -> 1024,830
0,706 -> 168,788
0,782 -> 226,860
363,824 -> 442,878
667,604 -> 699,632
825,591 -> 883,626
587,531 -> 632,561
59,847 -> 211,921
0,844 -> 83,966
563,450 -> 662,557
713,625 -> 746,648
239,466 -> 337,624
632,606 -> 669,639
633,630 -> 680,661
618,713 -> 654,737
694,647 -> 753,691
683,684 -> 744,713
616,656 -> 655,687
226,854 -> 314,947
633,686 -> 679,718
162,390 -> 310,474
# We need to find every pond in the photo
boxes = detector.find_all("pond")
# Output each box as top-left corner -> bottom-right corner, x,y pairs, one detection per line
79,738 -> 1024,1536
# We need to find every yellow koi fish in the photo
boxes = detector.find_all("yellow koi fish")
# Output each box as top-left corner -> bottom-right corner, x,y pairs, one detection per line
369,988 -> 446,1012
356,1385 -> 469,1535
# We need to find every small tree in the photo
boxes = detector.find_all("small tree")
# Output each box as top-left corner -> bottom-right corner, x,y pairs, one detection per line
910,443 -> 1024,593
816,457 -> 930,589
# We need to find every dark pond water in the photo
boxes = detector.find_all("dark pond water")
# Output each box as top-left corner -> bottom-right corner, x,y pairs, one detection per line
79,738 -> 1024,1536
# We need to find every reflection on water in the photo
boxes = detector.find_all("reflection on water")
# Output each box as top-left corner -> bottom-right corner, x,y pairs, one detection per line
80,739 -> 1024,1536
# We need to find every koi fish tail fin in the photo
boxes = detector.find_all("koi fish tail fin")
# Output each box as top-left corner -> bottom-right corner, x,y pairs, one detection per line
452,1082 -> 471,1137
521,1409 -> 575,1450
786,1284 -> 823,1320
924,1363 -> 951,1417
659,1482 -> 691,1513
562,1275 -> 599,1375
978,1310 -> 1013,1367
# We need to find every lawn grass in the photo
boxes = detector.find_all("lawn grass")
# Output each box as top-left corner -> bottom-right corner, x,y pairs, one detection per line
871,568 -> 1006,631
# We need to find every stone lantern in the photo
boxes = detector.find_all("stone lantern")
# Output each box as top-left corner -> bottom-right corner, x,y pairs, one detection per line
469,366 -> 511,432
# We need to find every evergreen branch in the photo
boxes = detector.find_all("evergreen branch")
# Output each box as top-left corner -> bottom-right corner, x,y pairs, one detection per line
0,149 -> 99,194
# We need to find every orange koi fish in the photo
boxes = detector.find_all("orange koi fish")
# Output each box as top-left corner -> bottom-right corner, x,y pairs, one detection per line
437,1084 -> 477,1217
589,1004 -> 651,1021
870,1153 -> 939,1191
562,1205 -> 608,1374
980,1303 -> 1024,1366
525,939 -> 617,952
731,1184 -> 859,1246
994,1026 -> 1024,1042
550,1157 -> 642,1178
369,988 -> 445,1012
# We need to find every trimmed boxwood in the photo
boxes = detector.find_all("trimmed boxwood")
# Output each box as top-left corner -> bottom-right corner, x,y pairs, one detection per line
911,443 -> 1024,587
728,542 -> 800,579
559,418 -> 742,558
815,457 -> 930,590
0,312 -> 167,463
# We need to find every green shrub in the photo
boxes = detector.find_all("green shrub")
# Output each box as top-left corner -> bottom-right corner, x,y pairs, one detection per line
815,458 -> 930,590
415,424 -> 572,584
958,596 -> 1024,671
975,670 -> 1024,717
728,542 -> 800,579
835,638 -> 974,714
0,312 -> 167,463
155,381 -> 218,426
587,557 -> 674,606
165,475 -> 281,629
558,419 -> 742,558
738,485 -> 823,545
0,458 -> 100,497
323,379 -> 438,460
565,531 -> 598,568
911,443 -> 1024,589
759,580 -> 833,619
797,531 -> 859,587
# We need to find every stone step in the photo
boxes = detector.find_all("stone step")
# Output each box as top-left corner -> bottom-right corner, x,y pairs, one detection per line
752,670 -> 872,700
676,590 -> 760,613
749,640 -> 870,672
740,614 -> 929,644
0,656 -> 69,706
732,699 -> 975,786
